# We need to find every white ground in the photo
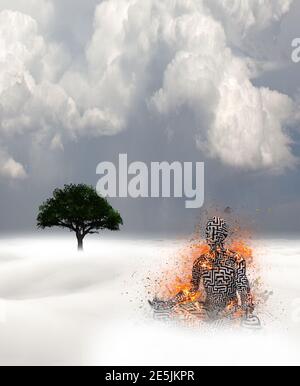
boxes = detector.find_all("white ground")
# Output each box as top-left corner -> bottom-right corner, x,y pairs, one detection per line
0,236 -> 299,366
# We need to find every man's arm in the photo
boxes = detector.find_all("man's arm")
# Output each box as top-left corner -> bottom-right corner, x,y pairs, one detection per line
236,258 -> 254,314
149,257 -> 203,310
190,257 -> 203,293
171,256 -> 203,304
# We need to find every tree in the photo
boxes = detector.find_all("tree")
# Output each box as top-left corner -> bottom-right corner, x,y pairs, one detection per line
37,184 -> 123,251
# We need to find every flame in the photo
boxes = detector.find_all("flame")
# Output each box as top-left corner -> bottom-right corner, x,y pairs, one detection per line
228,240 -> 254,265
156,242 -> 209,299
156,239 -> 255,300
146,223 -> 271,327
226,300 -> 237,311
165,275 -> 201,302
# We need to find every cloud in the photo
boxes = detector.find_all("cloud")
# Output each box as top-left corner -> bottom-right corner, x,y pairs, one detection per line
0,9 -> 123,179
151,43 -> 295,170
0,150 -> 27,179
0,0 -> 297,179
147,0 -> 296,170
205,0 -> 293,46
0,10 -> 123,139
77,0 -> 298,171
0,0 -> 54,28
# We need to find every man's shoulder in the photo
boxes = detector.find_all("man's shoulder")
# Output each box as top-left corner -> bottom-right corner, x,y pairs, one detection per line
193,254 -> 212,269
226,249 -> 245,264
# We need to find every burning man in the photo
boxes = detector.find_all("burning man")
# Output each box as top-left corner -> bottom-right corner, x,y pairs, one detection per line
150,217 -> 260,326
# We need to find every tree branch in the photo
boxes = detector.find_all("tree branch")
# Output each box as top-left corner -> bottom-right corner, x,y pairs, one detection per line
57,220 -> 76,232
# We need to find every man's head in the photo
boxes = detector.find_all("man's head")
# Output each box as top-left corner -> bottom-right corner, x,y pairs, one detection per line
206,217 -> 228,249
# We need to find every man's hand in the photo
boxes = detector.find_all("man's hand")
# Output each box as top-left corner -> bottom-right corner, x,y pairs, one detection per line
148,298 -> 175,311
241,314 -> 261,329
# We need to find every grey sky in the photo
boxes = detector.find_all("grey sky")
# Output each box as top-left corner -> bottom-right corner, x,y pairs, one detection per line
0,0 -> 300,237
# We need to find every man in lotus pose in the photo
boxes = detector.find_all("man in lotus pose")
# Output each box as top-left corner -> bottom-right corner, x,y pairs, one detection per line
150,217 -> 260,326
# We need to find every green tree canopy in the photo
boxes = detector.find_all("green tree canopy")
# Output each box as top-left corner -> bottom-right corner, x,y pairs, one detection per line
37,184 -> 123,250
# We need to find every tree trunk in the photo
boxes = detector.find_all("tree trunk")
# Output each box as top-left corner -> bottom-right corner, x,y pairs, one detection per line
77,233 -> 84,251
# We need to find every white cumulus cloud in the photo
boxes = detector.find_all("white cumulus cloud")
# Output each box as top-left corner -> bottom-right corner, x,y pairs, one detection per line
205,0 -> 293,45
0,0 -> 54,28
0,150 -> 27,179
0,8 -> 123,178
0,0 -> 298,179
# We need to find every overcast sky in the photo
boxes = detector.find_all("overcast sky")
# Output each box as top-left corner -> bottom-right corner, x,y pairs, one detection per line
0,0 -> 300,237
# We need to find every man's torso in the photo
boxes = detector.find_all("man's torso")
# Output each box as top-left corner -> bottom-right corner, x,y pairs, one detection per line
195,251 -> 240,310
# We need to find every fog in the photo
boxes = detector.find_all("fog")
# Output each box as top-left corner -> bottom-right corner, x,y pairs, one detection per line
0,236 -> 299,365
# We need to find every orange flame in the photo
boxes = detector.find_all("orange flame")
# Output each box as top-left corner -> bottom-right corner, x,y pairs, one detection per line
155,238 -> 255,300
228,240 -> 254,265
